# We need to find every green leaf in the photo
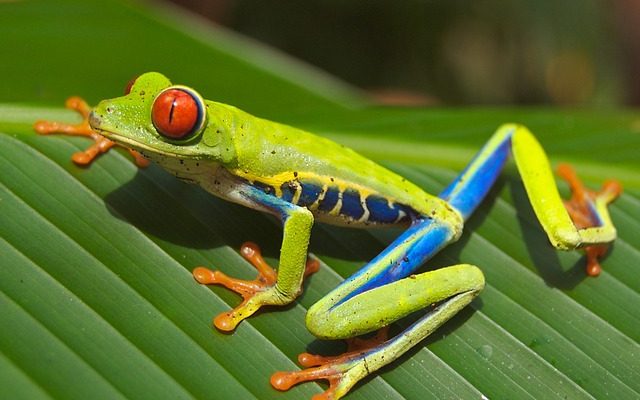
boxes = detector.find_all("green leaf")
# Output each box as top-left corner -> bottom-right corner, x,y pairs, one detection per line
1,1 -> 639,400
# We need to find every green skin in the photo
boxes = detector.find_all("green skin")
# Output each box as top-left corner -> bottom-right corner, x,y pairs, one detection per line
87,72 -> 617,399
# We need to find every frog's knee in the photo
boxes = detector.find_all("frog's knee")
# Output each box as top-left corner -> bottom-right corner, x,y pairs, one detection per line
548,228 -> 581,250
305,301 -> 336,340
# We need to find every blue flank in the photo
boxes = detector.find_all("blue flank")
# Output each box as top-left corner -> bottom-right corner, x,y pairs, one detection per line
340,189 -> 365,220
318,186 -> 339,212
365,195 -> 399,223
299,182 -> 323,206
365,195 -> 413,224
279,182 -> 296,202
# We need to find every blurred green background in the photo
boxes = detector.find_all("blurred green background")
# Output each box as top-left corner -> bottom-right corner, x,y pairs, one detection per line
172,0 -> 640,106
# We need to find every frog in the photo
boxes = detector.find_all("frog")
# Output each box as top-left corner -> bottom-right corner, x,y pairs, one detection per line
34,72 -> 621,400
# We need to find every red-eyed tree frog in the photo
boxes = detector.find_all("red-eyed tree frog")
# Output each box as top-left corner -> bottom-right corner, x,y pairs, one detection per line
34,72 -> 621,400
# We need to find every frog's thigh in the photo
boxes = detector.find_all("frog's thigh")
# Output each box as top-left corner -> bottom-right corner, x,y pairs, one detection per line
306,263 -> 484,340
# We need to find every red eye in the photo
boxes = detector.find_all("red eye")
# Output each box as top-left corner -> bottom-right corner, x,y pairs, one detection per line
152,88 -> 202,140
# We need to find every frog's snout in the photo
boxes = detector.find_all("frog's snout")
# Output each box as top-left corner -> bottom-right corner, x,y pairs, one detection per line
89,111 -> 102,130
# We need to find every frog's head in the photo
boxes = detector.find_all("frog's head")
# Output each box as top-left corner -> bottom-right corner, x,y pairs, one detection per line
89,72 -> 236,169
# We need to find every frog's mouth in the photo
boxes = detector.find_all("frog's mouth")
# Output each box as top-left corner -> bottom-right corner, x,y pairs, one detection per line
89,111 -> 180,159
96,128 -> 157,154
89,111 -> 135,146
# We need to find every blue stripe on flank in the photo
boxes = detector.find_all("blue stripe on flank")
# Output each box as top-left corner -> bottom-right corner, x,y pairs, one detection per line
440,135 -> 511,219
365,195 -> 399,223
340,189 -> 364,220
318,186 -> 339,211
280,182 -> 296,202
298,181 -> 323,206
332,218 -> 453,307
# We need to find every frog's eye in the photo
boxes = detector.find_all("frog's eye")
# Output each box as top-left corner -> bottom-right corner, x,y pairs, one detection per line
151,87 -> 205,140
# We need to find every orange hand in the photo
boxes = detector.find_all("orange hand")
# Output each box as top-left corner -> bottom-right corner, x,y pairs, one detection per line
193,242 -> 319,331
34,96 -> 149,167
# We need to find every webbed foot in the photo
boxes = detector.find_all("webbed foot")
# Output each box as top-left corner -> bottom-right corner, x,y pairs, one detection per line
193,242 -> 319,331
557,164 -> 622,276
271,327 -> 389,400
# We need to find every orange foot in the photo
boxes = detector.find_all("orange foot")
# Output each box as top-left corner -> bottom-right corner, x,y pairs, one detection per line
34,96 -> 149,167
193,242 -> 320,331
271,327 -> 390,400
557,164 -> 622,276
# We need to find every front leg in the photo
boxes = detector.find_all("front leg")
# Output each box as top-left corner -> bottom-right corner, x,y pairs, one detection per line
193,182 -> 318,331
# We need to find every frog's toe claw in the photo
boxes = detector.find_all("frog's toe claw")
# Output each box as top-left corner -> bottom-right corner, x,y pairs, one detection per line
271,364 -> 346,400
192,266 -> 218,284
71,151 -> 95,166
584,245 -> 608,277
